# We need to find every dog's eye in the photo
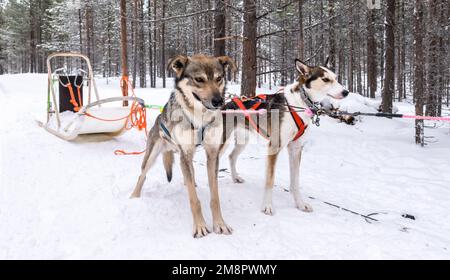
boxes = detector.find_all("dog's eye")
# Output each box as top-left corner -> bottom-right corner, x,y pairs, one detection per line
195,77 -> 205,83
322,78 -> 331,83
216,76 -> 222,82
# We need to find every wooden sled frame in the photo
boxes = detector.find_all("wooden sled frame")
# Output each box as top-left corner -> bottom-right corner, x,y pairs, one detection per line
40,52 -> 145,141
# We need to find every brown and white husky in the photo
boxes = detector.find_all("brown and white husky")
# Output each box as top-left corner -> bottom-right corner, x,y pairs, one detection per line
221,59 -> 349,215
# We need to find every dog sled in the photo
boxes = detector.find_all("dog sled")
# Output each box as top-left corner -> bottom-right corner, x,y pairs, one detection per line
38,53 -> 145,141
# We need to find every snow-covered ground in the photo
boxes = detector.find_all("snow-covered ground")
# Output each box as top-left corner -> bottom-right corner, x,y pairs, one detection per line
1,74 -> 449,259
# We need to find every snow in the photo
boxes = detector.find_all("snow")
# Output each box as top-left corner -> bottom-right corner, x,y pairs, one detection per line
1,74 -> 450,260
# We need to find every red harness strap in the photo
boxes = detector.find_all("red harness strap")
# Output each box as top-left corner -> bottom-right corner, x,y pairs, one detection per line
288,105 -> 308,141
232,94 -> 307,142
275,88 -> 307,141
232,94 -> 269,139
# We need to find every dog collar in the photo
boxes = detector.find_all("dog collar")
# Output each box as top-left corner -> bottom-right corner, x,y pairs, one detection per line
291,86 -> 321,127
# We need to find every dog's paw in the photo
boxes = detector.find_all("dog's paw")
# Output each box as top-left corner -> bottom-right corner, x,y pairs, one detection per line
213,221 -> 233,235
232,175 -> 245,184
262,204 -> 274,216
193,223 -> 211,238
129,193 -> 141,199
297,202 -> 313,213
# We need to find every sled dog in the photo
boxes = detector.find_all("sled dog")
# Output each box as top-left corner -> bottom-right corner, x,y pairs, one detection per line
131,54 -> 236,238
221,59 -> 349,215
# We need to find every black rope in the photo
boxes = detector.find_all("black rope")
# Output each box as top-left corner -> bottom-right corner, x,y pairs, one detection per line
331,111 -> 405,119
282,186 -> 381,223
308,196 -> 379,223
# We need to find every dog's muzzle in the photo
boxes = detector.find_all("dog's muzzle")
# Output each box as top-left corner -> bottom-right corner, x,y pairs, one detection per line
211,96 -> 224,108
193,92 -> 224,110
328,90 -> 349,100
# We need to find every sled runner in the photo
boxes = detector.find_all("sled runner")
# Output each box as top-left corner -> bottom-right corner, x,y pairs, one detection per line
38,53 -> 145,141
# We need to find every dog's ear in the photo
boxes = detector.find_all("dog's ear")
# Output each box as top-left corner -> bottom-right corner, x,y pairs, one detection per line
324,56 -> 330,68
324,56 -> 333,69
168,55 -> 189,77
295,59 -> 310,77
217,56 -> 237,73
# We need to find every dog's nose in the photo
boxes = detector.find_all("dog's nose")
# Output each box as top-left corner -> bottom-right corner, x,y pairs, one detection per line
212,96 -> 224,107
342,90 -> 349,97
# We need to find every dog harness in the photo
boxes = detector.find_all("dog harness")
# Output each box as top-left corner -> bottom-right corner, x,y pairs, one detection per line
286,100 -> 308,141
232,94 -> 270,139
159,115 -> 212,147
231,94 -> 307,142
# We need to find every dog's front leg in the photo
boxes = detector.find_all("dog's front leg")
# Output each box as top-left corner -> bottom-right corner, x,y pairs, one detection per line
287,141 -> 313,212
205,145 -> 233,235
179,146 -> 209,238
228,130 -> 249,183
262,145 -> 280,215
130,129 -> 162,198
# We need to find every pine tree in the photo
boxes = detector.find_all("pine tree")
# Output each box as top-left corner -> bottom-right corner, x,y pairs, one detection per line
241,0 -> 257,97
214,0 -> 226,57
367,5 -> 377,98
414,0 -> 424,145
381,0 -> 396,113
0,1 -> 6,74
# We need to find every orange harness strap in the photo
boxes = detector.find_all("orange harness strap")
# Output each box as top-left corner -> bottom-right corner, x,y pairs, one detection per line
232,94 -> 307,142
76,86 -> 83,108
66,83 -> 80,112
288,106 -> 308,141
232,94 -> 269,139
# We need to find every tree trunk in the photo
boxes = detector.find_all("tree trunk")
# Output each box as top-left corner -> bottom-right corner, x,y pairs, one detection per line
120,0 -> 129,106
29,1 -> 37,73
78,9 -> 83,55
241,0 -> 257,97
355,6 -> 362,95
328,0 -> 335,69
85,2 -> 94,69
367,7 -> 377,98
381,0 -> 395,113
414,0 -> 424,145
106,6 -> 113,78
214,0 -> 226,57
138,0 -> 146,88
153,0 -> 157,87
36,0 -> 44,73
132,0 -> 137,88
281,3 -> 287,85
396,1 -> 404,102
148,0 -> 154,87
347,1 -> 354,92
161,1 -> 166,88
297,0 -> 304,60
426,0 -> 442,116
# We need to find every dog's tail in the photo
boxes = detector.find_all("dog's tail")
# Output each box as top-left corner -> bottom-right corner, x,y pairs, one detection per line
163,151 -> 174,182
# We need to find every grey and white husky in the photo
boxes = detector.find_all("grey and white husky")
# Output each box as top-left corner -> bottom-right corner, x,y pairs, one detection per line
130,54 -> 237,238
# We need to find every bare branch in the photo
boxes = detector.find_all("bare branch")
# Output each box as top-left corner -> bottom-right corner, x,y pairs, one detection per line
214,35 -> 247,41
257,56 -> 276,64
304,45 -> 324,62
257,29 -> 288,40
219,0 -> 244,13
257,67 -> 294,76
122,9 -> 215,24
257,0 -> 300,21
256,46 -> 323,76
